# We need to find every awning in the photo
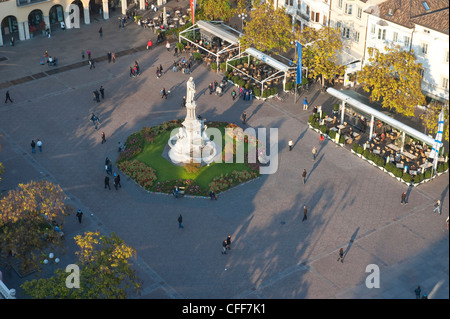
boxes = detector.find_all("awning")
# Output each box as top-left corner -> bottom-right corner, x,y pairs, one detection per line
197,20 -> 241,45
327,88 -> 435,146
244,48 -> 291,72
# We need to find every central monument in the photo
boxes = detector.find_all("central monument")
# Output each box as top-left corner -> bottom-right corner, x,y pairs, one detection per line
168,77 -> 218,164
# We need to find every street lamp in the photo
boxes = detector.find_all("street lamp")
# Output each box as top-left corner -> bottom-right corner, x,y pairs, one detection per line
238,13 -> 247,31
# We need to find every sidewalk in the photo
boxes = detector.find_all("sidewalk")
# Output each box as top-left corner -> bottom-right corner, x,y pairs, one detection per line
0,2 -> 448,300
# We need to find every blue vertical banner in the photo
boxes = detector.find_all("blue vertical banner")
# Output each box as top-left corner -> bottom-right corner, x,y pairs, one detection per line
296,41 -> 302,85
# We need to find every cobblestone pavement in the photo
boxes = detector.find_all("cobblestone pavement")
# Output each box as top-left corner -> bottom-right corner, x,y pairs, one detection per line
0,2 -> 448,300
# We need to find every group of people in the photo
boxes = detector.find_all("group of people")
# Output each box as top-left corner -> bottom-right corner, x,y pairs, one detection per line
130,61 -> 141,77
172,57 -> 192,74
40,51 -> 58,66
92,86 -> 105,102
30,139 -> 43,153
104,157 -> 122,190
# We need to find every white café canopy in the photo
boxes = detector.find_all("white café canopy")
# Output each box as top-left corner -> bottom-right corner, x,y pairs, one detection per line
326,87 -> 435,148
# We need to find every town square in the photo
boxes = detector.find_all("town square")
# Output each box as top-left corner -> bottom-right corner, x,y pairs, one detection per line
0,0 -> 448,303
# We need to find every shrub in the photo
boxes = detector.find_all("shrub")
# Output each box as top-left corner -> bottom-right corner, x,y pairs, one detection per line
232,75 -> 240,83
373,155 -> 384,166
220,62 -> 227,71
210,63 -> 218,71
313,120 -> 320,130
362,149 -> 370,159
253,88 -> 261,97
339,134 -> 345,144
320,125 -> 328,134
117,160 -> 157,190
184,162 -> 201,173
415,173 -> 424,183
193,52 -> 202,61
402,173 -> 412,183
385,162 -> 395,172
237,79 -> 245,87
424,170 -> 432,179
328,130 -> 336,139
176,42 -> 184,52
308,115 -> 315,125
352,143 -> 359,152
333,104 -> 339,112
356,145 -> 364,154
393,167 -> 403,178
285,82 -> 294,91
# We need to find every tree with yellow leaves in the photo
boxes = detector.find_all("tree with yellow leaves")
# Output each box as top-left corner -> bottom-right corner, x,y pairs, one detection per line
420,101 -> 449,142
22,231 -> 141,299
298,26 -> 344,88
0,180 -> 68,272
197,0 -> 235,22
357,46 -> 426,117
239,1 -> 294,54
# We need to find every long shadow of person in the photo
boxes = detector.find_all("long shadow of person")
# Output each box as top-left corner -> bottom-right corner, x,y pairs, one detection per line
343,227 -> 360,262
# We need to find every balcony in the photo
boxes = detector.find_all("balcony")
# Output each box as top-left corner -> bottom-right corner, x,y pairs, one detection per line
16,0 -> 49,7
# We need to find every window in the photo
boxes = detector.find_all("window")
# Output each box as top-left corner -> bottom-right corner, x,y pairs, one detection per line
419,68 -> 425,79
285,0 -> 294,6
445,51 -> 449,63
378,28 -> 386,40
422,2 -> 430,11
310,11 -> 320,22
423,29 -> 430,34
371,24 -> 376,34
357,7 -> 362,19
354,31 -> 360,43
345,4 -> 353,15
316,12 -> 320,22
338,0 -> 343,9
393,32 -> 398,42
342,27 -> 350,39
421,43 -> 428,55
336,21 -> 342,31
323,15 -> 327,26
404,36 -> 410,47
442,77 -> 449,90
306,5 -> 310,16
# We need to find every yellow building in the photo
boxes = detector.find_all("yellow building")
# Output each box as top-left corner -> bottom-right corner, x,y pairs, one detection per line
0,0 -> 149,46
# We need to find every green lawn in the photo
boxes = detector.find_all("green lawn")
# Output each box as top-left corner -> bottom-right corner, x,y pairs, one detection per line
135,128 -> 252,190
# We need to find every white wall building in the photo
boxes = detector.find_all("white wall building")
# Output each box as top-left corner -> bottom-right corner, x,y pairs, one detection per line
364,0 -> 449,102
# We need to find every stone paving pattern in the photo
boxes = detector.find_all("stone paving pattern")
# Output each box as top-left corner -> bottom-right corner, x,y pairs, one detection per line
0,1 -> 448,300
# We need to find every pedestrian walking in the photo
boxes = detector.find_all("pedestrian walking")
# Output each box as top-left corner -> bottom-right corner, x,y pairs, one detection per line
81,50 -> 85,60
5,90 -> 13,104
302,205 -> 308,222
104,175 -> 111,190
319,134 -> 324,144
89,59 -> 95,69
446,216 -> 449,230
107,163 -> 112,175
226,235 -> 232,250
93,90 -> 100,102
90,113 -> 100,130
147,39 -> 153,50
241,111 -> 247,125
302,169 -> 307,184
101,132 -> 106,144
312,146 -> 317,160
174,46 -> 178,57
112,52 -> 116,63
288,139 -> 293,151
222,240 -> 228,254
76,209 -> 83,224
178,214 -> 184,229
337,248 -> 344,263
181,96 -> 186,108
414,286 -> 421,299
113,174 -> 119,190
116,174 -> 121,188
165,40 -> 170,51
209,82 -> 214,94
87,50 -> 91,60
209,189 -> 218,200
159,64 -> 163,73
433,200 -> 441,214
303,97 -> 308,110
401,191 -> 407,204
31,140 -> 36,153
161,88 -> 168,99
232,90 -> 236,101
99,86 -> 105,99
36,139 -> 43,152
107,51 -> 112,63
99,27 -> 103,38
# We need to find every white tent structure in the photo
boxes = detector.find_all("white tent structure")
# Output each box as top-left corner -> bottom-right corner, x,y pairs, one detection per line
226,47 -> 297,96
178,20 -> 242,73
326,88 -> 435,153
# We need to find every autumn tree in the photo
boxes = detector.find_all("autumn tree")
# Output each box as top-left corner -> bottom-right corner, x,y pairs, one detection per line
357,46 -> 426,117
298,26 -> 344,87
197,0 -> 235,22
0,162 -> 4,183
420,101 -> 449,142
0,180 -> 69,272
240,1 -> 294,54
21,231 -> 142,299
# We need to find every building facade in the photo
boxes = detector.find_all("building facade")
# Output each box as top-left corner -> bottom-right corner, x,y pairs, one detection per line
0,0 -> 150,46
364,0 -> 449,102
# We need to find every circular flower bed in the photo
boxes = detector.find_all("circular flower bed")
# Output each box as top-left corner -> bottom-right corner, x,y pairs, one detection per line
117,121 -> 264,196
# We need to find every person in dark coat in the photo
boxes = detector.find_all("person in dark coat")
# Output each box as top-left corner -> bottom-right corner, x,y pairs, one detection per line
76,209 -> 83,224
5,90 -> 13,104
104,175 -> 111,190
178,214 -> 184,228
302,206 -> 308,222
